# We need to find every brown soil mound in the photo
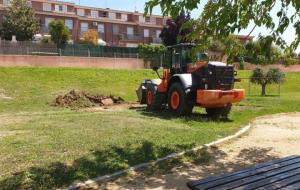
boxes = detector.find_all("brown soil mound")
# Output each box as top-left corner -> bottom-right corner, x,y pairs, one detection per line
54,90 -> 124,108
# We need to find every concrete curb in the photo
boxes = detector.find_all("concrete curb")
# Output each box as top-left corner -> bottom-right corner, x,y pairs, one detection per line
67,122 -> 252,190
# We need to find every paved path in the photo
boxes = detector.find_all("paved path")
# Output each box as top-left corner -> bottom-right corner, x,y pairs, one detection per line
93,112 -> 300,190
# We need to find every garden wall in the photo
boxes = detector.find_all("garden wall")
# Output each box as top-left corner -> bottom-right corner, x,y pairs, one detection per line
234,62 -> 300,73
0,55 -> 144,69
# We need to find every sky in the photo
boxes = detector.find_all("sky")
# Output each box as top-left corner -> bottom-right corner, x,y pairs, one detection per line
63,0 -> 299,53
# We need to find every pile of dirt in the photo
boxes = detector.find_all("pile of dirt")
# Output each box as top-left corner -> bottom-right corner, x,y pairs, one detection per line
54,90 -> 124,108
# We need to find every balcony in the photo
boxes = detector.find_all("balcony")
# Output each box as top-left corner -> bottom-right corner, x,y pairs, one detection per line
151,37 -> 162,44
119,34 -> 143,41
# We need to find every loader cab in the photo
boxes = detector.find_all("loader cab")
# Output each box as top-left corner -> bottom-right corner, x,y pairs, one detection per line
168,43 -> 208,75
169,43 -> 195,75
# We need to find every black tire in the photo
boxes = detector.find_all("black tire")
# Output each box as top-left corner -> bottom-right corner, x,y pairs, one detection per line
146,84 -> 164,111
206,105 -> 232,119
168,83 -> 194,115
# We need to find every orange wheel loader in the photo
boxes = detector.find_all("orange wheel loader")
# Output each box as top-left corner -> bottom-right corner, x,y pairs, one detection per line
136,43 -> 245,118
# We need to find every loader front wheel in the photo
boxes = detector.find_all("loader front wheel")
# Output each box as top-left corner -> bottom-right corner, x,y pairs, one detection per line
146,84 -> 163,111
168,83 -> 193,115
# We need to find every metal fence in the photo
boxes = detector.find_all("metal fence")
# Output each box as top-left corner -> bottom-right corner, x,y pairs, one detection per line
235,77 -> 282,96
0,40 -> 139,58
0,40 -> 58,55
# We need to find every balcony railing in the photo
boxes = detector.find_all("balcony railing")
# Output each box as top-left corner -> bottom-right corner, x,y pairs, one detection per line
119,34 -> 143,41
39,25 -> 73,34
151,37 -> 162,44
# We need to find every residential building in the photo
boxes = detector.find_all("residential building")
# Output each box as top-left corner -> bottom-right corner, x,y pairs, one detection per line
0,0 -> 166,47
235,35 -> 254,45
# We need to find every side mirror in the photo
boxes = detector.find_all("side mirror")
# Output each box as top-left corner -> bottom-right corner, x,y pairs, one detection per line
152,66 -> 159,72
152,66 -> 162,79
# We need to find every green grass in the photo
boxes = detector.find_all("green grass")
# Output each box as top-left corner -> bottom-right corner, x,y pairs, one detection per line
0,67 -> 299,189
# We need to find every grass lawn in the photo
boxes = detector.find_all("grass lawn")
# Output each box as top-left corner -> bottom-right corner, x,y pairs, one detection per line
0,67 -> 299,189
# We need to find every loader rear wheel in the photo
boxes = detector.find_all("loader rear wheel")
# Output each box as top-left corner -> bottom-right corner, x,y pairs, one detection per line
206,105 -> 232,119
146,84 -> 163,111
168,83 -> 194,115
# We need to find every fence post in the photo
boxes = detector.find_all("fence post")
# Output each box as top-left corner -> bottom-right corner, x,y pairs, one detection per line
278,83 -> 281,97
26,47 -> 29,55
137,53 -> 139,69
114,52 -> 117,69
59,48 -> 62,56
88,48 -> 90,57
72,46 -> 75,56
248,79 -> 251,96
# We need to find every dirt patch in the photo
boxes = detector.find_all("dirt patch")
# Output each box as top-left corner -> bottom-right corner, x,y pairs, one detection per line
91,112 -> 300,190
85,102 -> 144,112
53,90 -> 124,109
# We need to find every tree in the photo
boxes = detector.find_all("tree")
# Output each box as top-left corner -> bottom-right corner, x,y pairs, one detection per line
48,20 -> 70,48
159,12 -> 193,46
257,35 -> 274,60
221,35 -> 245,63
145,0 -> 300,50
0,0 -> 39,41
250,68 -> 285,96
244,36 -> 284,65
80,29 -> 99,45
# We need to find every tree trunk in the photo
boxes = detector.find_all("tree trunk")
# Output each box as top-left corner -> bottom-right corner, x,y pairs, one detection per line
261,84 -> 266,96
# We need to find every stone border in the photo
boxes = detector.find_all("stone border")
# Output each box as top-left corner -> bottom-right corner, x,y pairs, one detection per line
67,123 -> 252,190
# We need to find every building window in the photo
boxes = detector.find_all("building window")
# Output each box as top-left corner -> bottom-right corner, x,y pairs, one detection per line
77,9 -> 85,16
91,10 -> 98,18
81,23 -> 88,32
109,12 -> 116,19
98,24 -> 105,33
99,11 -> 108,18
144,29 -> 149,37
156,30 -> 161,38
3,0 -> 11,6
43,3 -> 51,11
121,14 -> 128,21
139,15 -> 145,23
127,27 -> 133,35
112,25 -> 119,35
45,17 -> 54,28
116,13 -> 121,19
65,19 -> 73,30
145,16 -> 151,23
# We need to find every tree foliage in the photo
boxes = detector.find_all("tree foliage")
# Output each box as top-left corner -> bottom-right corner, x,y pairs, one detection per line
48,20 -> 70,48
0,0 -> 39,41
244,35 -> 299,65
208,35 -> 245,63
160,12 -> 193,46
138,44 -> 167,67
145,0 -> 300,50
80,29 -> 99,45
250,68 -> 285,95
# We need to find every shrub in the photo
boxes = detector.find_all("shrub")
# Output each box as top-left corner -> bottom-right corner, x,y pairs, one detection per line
80,29 -> 99,45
